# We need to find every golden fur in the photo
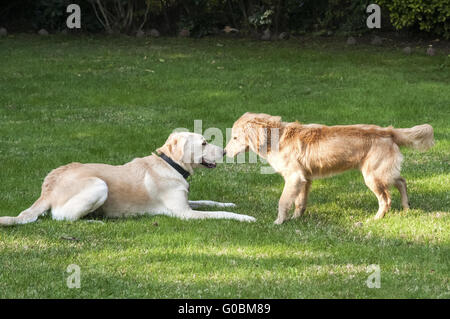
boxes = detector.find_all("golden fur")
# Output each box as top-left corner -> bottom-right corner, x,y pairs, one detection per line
225,112 -> 434,223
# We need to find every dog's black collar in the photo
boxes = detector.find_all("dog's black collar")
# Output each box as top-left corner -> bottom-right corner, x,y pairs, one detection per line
159,153 -> 190,180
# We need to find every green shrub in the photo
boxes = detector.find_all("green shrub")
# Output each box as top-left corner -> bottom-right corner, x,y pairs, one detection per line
33,0 -> 71,31
321,0 -> 371,33
1,0 -> 449,37
177,0 -> 228,37
285,0 -> 371,34
379,0 -> 450,38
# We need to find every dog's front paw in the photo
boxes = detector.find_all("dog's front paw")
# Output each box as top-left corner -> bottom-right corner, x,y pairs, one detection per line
273,218 -> 285,225
241,215 -> 256,222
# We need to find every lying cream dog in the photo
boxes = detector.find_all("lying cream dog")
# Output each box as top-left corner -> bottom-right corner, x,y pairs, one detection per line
0,132 -> 256,226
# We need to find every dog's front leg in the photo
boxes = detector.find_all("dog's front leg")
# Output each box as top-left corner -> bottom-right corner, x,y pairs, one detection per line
162,192 -> 253,222
188,200 -> 236,209
274,175 -> 304,224
180,210 -> 255,222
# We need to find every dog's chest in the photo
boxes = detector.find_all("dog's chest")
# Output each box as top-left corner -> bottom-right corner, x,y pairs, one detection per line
266,153 -> 286,173
144,172 -> 160,199
144,172 -> 188,197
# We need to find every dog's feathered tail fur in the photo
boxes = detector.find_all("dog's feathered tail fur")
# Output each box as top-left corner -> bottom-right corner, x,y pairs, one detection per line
392,124 -> 434,151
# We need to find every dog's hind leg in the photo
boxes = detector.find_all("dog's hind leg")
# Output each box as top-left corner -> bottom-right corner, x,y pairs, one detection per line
292,180 -> 311,219
361,141 -> 403,219
188,200 -> 236,209
363,174 -> 392,220
374,187 -> 391,220
0,197 -> 50,226
52,177 -> 108,221
394,177 -> 409,210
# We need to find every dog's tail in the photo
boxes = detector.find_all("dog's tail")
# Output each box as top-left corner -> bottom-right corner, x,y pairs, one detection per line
392,124 -> 434,151
0,197 -> 50,226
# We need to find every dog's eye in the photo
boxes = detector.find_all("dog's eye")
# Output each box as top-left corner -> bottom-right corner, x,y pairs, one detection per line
233,137 -> 237,140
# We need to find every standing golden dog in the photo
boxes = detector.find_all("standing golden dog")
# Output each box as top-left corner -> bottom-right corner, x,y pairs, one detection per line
225,112 -> 434,224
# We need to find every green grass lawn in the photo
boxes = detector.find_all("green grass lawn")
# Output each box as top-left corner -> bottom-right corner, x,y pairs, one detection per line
0,34 -> 449,298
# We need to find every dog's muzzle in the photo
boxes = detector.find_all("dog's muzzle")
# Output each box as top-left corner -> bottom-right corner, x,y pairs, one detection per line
201,159 -> 216,168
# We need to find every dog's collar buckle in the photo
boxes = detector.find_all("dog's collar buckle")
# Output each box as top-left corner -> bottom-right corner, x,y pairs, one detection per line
159,153 -> 190,180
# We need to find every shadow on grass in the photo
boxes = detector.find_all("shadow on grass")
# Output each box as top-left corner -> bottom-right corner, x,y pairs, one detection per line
0,221 -> 447,298
223,155 -> 449,217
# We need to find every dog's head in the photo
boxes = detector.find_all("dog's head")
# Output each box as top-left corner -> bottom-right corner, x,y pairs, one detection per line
157,132 -> 225,173
225,112 -> 282,157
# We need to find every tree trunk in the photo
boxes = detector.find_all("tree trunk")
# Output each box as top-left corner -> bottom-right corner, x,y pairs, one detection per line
160,0 -> 171,34
274,0 -> 283,35
226,0 -> 237,28
238,0 -> 250,31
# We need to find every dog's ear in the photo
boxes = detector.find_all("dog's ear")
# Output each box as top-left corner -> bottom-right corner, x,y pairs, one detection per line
172,134 -> 188,163
156,133 -> 187,163
245,115 -> 281,154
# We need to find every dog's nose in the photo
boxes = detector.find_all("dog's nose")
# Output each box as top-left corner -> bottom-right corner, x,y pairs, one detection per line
223,150 -> 227,156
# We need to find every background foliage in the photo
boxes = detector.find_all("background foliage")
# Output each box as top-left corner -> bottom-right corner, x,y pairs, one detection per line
379,0 -> 450,39
0,0 -> 449,38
